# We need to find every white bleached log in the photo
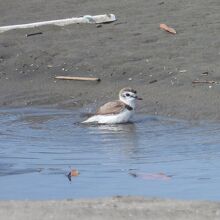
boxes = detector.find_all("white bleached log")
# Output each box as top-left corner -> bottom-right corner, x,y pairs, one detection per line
0,14 -> 116,33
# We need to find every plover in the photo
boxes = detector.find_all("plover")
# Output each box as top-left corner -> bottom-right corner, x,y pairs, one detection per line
82,87 -> 142,124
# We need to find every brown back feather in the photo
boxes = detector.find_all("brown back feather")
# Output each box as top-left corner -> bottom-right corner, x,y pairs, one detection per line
95,101 -> 126,115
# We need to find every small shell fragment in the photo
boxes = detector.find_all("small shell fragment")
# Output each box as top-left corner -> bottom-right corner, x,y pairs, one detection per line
67,169 -> 80,181
70,169 -> 79,176
160,23 -> 176,34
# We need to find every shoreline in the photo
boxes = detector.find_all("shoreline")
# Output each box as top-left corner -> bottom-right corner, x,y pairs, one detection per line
0,196 -> 220,220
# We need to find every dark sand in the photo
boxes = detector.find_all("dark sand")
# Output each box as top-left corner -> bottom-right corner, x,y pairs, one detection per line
0,0 -> 220,120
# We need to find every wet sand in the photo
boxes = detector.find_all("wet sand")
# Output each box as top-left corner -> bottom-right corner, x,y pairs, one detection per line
0,0 -> 220,120
0,197 -> 220,220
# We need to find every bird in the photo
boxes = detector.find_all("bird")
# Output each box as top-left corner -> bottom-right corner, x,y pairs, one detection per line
82,87 -> 142,124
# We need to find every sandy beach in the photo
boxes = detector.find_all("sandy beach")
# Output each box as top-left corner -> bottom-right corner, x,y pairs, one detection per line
0,197 -> 220,220
1,0 -> 220,219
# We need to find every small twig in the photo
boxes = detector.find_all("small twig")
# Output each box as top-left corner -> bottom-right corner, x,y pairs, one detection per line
26,32 -> 42,37
192,80 -> 217,84
149,79 -> 158,84
55,76 -> 101,82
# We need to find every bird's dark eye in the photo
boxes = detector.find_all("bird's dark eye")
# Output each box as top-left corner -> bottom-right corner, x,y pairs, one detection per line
126,93 -> 130,97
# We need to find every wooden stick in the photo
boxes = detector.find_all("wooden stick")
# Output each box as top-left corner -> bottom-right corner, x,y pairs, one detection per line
55,76 -> 101,82
26,32 -> 43,37
0,14 -> 116,33
192,80 -> 217,84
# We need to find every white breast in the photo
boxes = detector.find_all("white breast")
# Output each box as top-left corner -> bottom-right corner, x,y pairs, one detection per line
82,109 -> 134,124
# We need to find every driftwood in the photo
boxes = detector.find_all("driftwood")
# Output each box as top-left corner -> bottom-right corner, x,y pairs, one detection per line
192,80 -> 217,84
55,76 -> 101,82
0,14 -> 116,33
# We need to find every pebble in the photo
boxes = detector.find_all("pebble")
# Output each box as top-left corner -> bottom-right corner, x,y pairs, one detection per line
145,59 -> 149,63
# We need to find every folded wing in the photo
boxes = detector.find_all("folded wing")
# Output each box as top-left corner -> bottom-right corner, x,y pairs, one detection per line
96,101 -> 126,115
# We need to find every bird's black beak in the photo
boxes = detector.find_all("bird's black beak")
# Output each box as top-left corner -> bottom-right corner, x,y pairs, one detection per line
136,96 -> 143,100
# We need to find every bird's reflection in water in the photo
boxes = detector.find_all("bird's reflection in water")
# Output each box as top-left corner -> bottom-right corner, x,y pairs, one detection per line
85,122 -> 140,158
86,122 -> 136,134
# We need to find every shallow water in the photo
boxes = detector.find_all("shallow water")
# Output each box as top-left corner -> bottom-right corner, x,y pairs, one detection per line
0,108 -> 220,200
